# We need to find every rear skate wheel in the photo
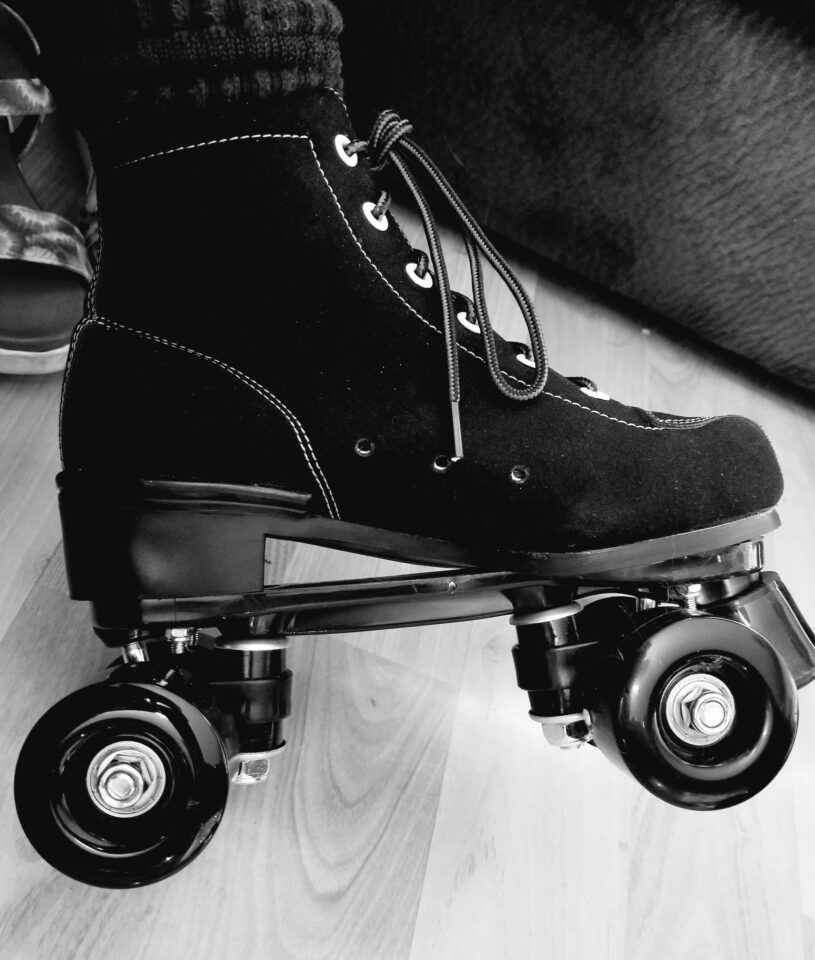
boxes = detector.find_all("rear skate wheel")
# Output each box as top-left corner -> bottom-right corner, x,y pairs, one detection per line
589,611 -> 797,810
14,675 -> 229,887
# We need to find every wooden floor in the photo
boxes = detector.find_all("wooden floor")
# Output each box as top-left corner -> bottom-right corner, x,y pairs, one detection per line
1,214 -> 815,960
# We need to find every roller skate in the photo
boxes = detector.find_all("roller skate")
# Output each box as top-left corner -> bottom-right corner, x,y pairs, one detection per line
14,88 -> 815,887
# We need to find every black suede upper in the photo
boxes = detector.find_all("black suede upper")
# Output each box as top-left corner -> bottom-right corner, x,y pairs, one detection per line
61,88 -> 783,554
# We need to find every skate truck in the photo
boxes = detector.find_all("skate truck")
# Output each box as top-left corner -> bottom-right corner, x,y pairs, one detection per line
13,473 -> 815,888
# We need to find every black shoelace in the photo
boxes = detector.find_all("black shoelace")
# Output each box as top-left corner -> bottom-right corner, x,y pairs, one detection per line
346,110 -> 550,461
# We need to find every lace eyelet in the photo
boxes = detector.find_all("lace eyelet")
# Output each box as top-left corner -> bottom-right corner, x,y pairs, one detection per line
510,465 -> 529,485
362,201 -> 388,231
580,386 -> 611,401
432,455 -> 452,473
516,352 -> 535,369
354,438 -> 375,457
334,134 -> 358,168
457,310 -> 480,334
406,262 -> 433,289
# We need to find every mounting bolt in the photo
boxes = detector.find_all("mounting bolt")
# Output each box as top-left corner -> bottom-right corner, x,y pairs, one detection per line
530,711 -> 593,749
231,748 -> 286,785
121,640 -> 147,664
165,627 -> 197,654
675,583 -> 703,612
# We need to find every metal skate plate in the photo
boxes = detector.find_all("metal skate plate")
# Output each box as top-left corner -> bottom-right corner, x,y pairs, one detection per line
137,539 -> 766,635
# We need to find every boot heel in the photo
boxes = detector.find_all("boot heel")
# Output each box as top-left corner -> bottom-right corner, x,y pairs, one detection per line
58,472 -> 312,601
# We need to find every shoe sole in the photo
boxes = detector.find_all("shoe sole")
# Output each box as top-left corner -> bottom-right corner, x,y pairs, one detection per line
0,343 -> 69,375
58,473 -> 781,601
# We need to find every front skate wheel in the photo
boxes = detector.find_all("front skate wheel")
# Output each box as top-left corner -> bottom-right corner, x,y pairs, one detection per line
14,675 -> 229,888
589,611 -> 797,810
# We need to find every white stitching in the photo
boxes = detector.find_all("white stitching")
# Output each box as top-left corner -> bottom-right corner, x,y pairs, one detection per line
60,225 -> 105,462
91,316 -> 340,517
87,218 -> 103,314
111,133 -> 309,170
650,415 -> 710,424
114,130 -> 513,379
61,216 -> 106,463
106,129 -> 715,435
59,315 -> 96,463
541,392 -> 673,430
71,316 -> 341,519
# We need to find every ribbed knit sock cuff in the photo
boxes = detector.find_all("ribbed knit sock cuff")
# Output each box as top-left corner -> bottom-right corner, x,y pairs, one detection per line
24,0 -> 343,136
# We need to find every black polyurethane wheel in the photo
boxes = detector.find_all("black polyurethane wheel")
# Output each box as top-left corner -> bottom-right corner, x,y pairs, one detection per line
589,610 -> 797,810
15,675 -> 229,888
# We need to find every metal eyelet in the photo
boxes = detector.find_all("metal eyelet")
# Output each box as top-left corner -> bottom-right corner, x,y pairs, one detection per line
335,134 -> 358,167
432,455 -> 452,473
516,352 -> 535,369
580,386 -> 611,401
510,465 -> 529,485
355,438 -> 375,457
457,310 -> 480,334
406,262 -> 433,288
362,201 -> 388,231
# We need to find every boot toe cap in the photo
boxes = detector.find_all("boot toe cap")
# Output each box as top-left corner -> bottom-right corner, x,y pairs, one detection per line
680,414 -> 783,524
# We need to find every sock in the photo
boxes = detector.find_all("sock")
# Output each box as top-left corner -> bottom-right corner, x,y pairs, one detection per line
14,0 -> 343,138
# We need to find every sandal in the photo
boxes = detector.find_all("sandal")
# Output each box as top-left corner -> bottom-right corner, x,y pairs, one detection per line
0,2 -> 91,375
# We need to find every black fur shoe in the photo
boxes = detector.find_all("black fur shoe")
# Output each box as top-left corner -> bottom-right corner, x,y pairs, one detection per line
60,87 -> 782,578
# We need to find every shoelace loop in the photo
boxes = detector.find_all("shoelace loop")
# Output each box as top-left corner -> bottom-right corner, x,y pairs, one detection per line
352,110 -> 550,460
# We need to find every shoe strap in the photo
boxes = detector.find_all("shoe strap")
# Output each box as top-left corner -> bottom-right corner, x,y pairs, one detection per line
0,78 -> 54,118
0,79 -> 55,158
0,203 -> 93,283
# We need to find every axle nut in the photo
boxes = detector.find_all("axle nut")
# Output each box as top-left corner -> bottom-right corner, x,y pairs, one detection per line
664,673 -> 736,746
86,741 -> 167,817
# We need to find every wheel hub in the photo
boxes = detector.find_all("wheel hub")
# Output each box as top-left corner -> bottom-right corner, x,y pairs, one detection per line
86,740 -> 167,817
663,672 -> 736,746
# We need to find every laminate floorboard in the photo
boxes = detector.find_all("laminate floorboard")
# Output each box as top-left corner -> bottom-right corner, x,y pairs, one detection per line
1,211 -> 814,959
0,374 -> 62,645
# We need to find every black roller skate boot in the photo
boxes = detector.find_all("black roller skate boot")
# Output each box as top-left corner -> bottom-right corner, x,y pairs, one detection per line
15,88 -> 815,887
